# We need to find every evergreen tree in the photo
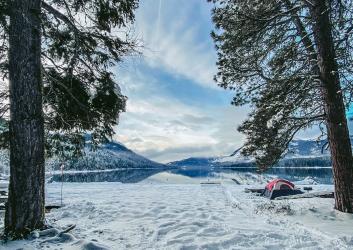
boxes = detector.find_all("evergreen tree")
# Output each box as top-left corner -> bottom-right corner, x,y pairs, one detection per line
210,0 -> 353,212
0,0 -> 138,237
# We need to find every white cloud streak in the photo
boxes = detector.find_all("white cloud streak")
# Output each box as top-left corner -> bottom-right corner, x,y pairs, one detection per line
135,0 -> 218,89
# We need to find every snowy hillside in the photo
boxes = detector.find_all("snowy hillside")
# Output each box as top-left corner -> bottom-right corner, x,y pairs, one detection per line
49,141 -> 166,171
216,139 -> 330,163
169,139 -> 334,168
47,141 -> 169,183
0,141 -> 166,177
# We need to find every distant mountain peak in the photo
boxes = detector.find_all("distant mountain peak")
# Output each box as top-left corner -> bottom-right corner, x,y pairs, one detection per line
169,138 -> 334,168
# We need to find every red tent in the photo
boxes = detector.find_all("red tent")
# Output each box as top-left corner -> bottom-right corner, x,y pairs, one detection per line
263,179 -> 302,199
265,179 -> 295,191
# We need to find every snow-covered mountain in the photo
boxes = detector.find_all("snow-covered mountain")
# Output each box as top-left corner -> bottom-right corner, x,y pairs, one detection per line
48,141 -> 166,171
46,141 -> 168,183
0,141 -> 166,177
215,139 -> 330,163
169,139 -> 333,168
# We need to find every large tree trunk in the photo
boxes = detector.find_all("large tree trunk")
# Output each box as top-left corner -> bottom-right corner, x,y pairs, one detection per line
310,0 -> 353,213
5,0 -> 45,237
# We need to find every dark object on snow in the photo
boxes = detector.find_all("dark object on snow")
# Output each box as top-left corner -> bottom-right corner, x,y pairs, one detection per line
231,178 -> 241,184
0,202 -> 62,212
265,189 -> 304,200
275,191 -> 334,200
262,179 -> 303,200
58,224 -> 76,236
244,188 -> 264,194
45,205 -> 62,213
303,186 -> 313,191
200,182 -> 221,185
317,192 -> 334,198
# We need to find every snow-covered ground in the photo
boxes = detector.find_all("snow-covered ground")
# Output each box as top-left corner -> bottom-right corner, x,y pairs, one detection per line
1,173 -> 353,249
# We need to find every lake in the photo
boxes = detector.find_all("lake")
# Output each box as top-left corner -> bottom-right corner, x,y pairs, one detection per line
50,166 -> 334,184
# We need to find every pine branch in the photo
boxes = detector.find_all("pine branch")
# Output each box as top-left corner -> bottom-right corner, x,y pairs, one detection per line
42,1 -> 79,33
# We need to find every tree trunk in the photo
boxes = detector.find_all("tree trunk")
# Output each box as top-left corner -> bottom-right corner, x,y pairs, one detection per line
310,0 -> 353,213
5,0 -> 45,237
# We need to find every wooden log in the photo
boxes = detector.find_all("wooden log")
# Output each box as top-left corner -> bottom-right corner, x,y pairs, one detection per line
244,188 -> 264,194
58,224 -> 76,236
1,196 -> 61,211
200,182 -> 221,185
275,191 -> 334,200
45,205 -> 62,213
231,178 -> 241,184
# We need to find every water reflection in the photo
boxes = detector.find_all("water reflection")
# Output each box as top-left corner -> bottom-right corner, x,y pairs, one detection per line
50,168 -> 163,183
50,166 -> 333,184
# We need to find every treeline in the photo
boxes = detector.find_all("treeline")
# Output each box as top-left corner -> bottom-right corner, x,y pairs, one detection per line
218,157 -> 331,169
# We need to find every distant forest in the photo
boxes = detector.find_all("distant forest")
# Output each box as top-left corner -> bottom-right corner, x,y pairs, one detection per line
218,157 -> 331,169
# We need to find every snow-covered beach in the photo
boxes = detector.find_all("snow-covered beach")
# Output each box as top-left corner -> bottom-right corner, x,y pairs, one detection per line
1,172 -> 353,250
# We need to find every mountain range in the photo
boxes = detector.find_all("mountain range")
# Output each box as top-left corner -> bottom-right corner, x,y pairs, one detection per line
168,139 -> 334,168
0,138 -> 343,175
52,138 -> 338,170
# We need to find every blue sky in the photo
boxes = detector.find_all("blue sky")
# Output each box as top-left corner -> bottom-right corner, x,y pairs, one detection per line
113,0 -> 249,163
113,0 -> 353,163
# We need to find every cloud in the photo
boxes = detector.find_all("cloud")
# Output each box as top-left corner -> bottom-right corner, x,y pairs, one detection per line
114,64 -> 248,162
142,145 -> 215,161
181,114 -> 215,125
113,0 -> 249,163
134,0 -> 217,89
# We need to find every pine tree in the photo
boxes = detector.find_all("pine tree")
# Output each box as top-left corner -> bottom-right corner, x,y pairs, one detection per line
0,0 -> 138,238
210,0 -> 353,212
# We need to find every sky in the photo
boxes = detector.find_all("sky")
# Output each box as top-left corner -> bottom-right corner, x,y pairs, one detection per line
113,0 -> 353,163
113,0 -> 249,163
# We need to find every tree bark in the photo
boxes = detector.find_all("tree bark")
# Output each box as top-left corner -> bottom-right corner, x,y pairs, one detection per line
5,0 -> 45,237
310,0 -> 353,213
